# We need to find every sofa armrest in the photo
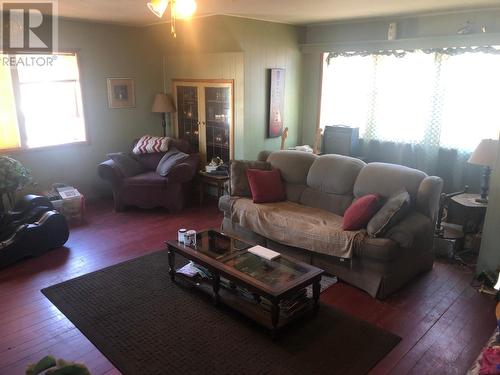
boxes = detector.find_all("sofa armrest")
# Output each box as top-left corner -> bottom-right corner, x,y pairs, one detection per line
416,176 -> 443,223
219,194 -> 234,216
167,153 -> 200,184
383,211 -> 433,248
98,160 -> 124,188
357,237 -> 400,262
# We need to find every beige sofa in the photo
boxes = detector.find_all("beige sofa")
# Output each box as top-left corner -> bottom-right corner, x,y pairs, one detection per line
219,150 -> 443,299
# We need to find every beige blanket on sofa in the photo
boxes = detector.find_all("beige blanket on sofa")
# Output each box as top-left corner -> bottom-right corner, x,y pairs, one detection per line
230,198 -> 366,259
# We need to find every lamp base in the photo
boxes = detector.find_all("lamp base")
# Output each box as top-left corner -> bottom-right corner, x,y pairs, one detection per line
161,116 -> 166,137
477,166 -> 491,205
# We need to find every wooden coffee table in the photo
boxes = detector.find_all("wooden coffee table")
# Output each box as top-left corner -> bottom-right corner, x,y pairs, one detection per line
166,229 -> 323,339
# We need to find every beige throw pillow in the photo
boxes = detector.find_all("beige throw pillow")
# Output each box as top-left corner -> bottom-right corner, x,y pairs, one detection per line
367,190 -> 411,237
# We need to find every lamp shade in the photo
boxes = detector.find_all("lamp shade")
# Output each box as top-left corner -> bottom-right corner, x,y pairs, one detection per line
152,93 -> 176,113
468,139 -> 499,168
147,0 -> 168,18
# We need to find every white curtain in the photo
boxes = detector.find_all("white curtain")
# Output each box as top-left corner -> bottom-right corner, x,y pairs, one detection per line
320,49 -> 500,152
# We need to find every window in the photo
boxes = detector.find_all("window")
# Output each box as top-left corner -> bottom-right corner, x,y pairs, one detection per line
0,53 -> 86,151
320,49 -> 500,152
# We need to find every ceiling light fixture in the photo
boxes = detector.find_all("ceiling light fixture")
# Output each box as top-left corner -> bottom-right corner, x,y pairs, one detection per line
147,0 -> 197,38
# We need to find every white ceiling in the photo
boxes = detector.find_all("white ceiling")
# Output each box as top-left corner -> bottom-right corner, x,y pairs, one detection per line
58,0 -> 500,26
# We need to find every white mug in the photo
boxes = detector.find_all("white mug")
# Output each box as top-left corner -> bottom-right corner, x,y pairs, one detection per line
185,230 -> 197,247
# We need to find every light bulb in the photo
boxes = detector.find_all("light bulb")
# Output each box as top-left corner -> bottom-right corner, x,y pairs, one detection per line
175,0 -> 197,19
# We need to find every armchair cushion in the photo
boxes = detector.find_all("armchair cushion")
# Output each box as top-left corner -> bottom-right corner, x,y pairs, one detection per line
132,135 -> 171,154
124,172 -> 167,187
156,147 -> 190,177
166,154 -> 199,183
107,152 -> 145,177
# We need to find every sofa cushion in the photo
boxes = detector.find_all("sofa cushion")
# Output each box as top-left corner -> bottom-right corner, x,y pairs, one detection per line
124,172 -> 167,187
229,160 -> 271,196
343,194 -> 381,231
230,198 -> 366,259
267,151 -> 317,185
307,154 -> 365,195
246,169 -> 286,203
107,152 -> 145,177
156,147 -> 190,177
353,162 -> 426,203
300,188 -> 353,216
367,190 -> 411,237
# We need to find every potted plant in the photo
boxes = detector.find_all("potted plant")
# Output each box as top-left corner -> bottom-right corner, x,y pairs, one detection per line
0,156 -> 32,213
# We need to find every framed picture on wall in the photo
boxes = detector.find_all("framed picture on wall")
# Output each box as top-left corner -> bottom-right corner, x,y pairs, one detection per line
268,68 -> 285,138
107,78 -> 135,109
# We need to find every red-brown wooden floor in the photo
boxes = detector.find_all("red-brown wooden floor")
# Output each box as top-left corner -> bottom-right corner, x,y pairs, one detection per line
0,199 -> 495,375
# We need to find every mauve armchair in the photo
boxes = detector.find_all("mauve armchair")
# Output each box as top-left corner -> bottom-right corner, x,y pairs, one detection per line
98,139 -> 199,212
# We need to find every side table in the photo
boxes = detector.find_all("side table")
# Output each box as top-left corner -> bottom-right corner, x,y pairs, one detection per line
450,193 -> 487,234
198,171 -> 229,206
450,193 -> 487,253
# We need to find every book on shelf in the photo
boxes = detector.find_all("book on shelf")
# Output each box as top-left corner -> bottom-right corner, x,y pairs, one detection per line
176,262 -> 212,279
260,288 -> 309,318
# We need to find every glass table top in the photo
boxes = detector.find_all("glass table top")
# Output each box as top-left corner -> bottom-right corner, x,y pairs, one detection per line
194,230 -> 251,259
223,252 -> 308,287
189,230 -> 310,287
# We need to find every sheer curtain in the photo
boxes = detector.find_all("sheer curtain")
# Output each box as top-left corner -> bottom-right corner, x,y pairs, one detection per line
320,48 -> 500,190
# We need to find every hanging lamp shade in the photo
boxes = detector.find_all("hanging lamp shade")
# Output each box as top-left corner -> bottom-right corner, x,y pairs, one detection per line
147,0 -> 169,18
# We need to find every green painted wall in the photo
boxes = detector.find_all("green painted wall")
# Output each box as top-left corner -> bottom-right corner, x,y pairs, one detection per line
477,139 -> 500,274
143,16 -> 303,160
4,15 -> 303,199
5,19 -> 163,198
223,17 -> 303,159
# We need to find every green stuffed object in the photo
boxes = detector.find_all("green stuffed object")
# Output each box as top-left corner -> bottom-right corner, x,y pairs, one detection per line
26,356 -> 91,375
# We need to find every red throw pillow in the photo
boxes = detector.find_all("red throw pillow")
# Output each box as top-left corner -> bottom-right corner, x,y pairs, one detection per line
246,169 -> 286,203
343,194 -> 381,231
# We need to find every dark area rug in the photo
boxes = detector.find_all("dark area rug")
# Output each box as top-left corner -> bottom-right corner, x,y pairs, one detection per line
42,251 -> 400,375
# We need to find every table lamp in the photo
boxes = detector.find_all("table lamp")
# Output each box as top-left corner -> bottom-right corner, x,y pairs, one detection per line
152,93 -> 176,136
468,138 -> 499,203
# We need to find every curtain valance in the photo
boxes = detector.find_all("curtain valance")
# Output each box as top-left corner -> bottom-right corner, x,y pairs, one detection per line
326,45 -> 500,65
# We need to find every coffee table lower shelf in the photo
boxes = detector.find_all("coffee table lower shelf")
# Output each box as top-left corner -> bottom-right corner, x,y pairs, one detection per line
174,273 -> 316,335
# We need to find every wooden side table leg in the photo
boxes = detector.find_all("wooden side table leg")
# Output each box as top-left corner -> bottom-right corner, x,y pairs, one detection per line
212,274 -> 221,306
199,180 -> 204,207
271,299 -> 280,340
168,246 -> 176,282
217,182 -> 224,199
312,277 -> 321,316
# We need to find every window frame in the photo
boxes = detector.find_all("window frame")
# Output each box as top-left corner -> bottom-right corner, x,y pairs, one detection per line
0,50 -> 90,153
315,53 -> 325,136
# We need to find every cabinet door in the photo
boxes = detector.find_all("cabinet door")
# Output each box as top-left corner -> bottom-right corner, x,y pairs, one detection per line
204,85 -> 232,164
174,80 -> 233,164
175,85 -> 200,153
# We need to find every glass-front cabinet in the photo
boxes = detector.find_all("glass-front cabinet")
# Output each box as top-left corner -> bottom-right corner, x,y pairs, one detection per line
173,80 -> 233,164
